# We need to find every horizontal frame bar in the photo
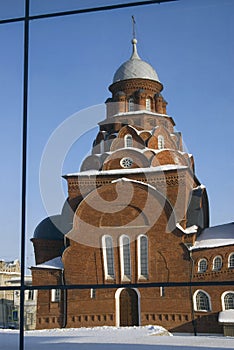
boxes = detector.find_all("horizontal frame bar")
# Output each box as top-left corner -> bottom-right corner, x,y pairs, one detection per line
1,280 -> 233,292
0,0 -> 177,25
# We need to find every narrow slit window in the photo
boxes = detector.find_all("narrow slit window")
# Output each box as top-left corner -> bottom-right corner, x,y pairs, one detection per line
146,98 -> 151,111
51,289 -> 61,302
128,98 -> 134,111
102,235 -> 115,279
138,235 -> 148,278
120,235 -> 131,279
158,135 -> 164,149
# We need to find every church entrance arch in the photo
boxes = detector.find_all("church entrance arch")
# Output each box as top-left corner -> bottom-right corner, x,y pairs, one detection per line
115,288 -> 140,327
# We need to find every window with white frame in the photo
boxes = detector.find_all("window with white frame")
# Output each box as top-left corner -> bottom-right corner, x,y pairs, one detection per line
158,135 -> 164,149
120,235 -> 131,279
146,98 -> 151,111
223,292 -> 234,310
128,98 -> 134,112
228,253 -> 234,268
124,134 -> 133,148
51,289 -> 61,302
102,235 -> 115,279
212,256 -> 222,271
198,258 -> 208,273
138,235 -> 148,278
194,290 -> 211,311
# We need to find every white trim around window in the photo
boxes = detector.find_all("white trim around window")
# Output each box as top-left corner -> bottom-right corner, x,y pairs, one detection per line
158,135 -> 164,149
102,235 -> 115,280
119,235 -> 131,281
212,255 -> 222,271
198,258 -> 208,273
193,290 -> 211,312
228,253 -> 234,268
221,291 -> 234,310
124,134 -> 133,148
145,98 -> 151,111
51,289 -> 61,302
128,98 -> 134,112
137,234 -> 148,279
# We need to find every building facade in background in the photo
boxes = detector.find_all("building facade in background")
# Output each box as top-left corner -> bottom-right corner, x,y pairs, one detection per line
0,259 -> 37,330
31,38 -> 234,333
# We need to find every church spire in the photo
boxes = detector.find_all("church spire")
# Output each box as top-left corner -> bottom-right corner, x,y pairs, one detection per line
132,15 -> 136,39
130,16 -> 140,60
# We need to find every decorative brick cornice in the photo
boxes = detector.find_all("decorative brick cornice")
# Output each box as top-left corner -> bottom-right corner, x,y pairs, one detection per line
66,169 -> 187,197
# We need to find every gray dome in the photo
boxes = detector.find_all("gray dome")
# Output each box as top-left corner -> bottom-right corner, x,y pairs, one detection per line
33,214 -> 72,241
113,39 -> 160,83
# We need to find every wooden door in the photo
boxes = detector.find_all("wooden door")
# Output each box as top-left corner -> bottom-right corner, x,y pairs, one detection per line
120,288 -> 139,326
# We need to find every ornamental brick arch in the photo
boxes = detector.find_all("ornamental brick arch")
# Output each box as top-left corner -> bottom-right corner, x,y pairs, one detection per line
151,149 -> 190,167
110,125 -> 145,152
139,130 -> 151,142
147,125 -> 177,150
102,148 -> 150,170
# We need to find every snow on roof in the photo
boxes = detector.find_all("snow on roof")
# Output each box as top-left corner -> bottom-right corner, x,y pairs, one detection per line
219,310 -> 234,323
112,110 -> 170,118
112,177 -> 156,191
190,222 -> 234,250
64,164 -> 188,177
32,256 -> 64,270
192,184 -> 206,191
176,223 -> 198,235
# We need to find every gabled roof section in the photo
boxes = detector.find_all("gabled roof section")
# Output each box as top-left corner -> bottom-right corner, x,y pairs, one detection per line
190,222 -> 234,250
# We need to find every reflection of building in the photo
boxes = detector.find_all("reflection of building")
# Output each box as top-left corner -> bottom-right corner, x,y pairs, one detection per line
31,37 -> 234,333
0,259 -> 37,330
0,259 -> 20,329
10,275 -> 37,331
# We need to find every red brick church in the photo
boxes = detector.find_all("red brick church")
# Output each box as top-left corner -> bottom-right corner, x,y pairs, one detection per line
31,36 -> 234,333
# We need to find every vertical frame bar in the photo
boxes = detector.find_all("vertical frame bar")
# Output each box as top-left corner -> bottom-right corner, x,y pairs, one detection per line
19,0 -> 30,349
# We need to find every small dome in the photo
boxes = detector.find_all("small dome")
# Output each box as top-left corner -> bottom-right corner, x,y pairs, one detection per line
113,39 -> 160,83
33,214 -> 72,241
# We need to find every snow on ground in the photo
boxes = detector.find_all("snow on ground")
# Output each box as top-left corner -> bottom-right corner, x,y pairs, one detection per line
1,326 -> 234,350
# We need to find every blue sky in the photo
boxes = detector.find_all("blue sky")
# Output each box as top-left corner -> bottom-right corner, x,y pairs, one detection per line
0,0 -> 233,269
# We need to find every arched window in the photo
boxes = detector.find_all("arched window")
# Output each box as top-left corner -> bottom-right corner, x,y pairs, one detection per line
120,235 -> 131,279
124,134 -> 133,148
228,253 -> 234,268
158,135 -> 165,149
146,98 -> 151,111
212,256 -> 222,271
194,290 -> 211,311
223,292 -> 234,310
198,258 -> 207,273
102,235 -> 115,279
138,235 -> 148,278
128,98 -> 134,112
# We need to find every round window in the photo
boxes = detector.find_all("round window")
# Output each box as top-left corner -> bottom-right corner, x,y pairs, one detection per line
120,157 -> 133,168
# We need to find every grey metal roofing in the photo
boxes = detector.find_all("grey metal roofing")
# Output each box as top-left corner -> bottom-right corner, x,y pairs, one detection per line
113,39 -> 160,83
191,222 -> 234,250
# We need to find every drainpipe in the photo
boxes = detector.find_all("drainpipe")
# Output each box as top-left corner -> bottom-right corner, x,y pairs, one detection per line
183,243 -> 197,336
188,249 -> 197,336
61,269 -> 67,328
